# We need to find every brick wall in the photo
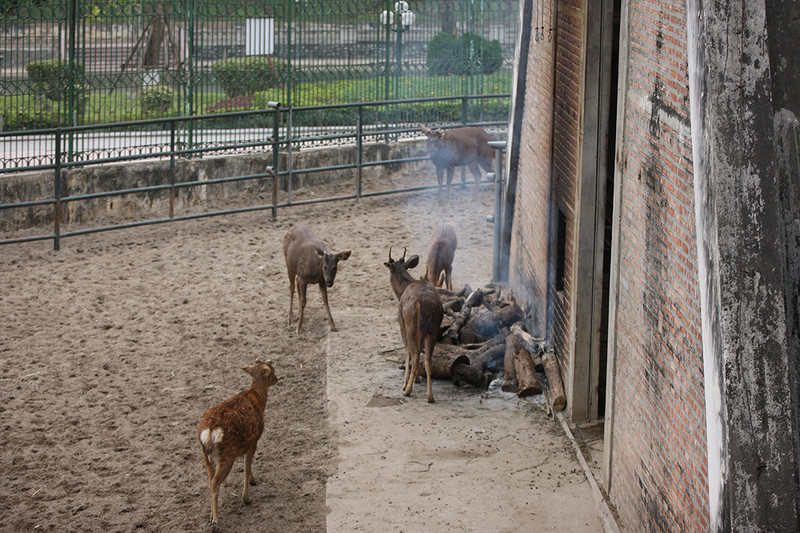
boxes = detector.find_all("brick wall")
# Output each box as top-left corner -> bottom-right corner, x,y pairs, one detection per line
508,0 -> 710,530
507,2 -> 556,339
609,0 -> 708,530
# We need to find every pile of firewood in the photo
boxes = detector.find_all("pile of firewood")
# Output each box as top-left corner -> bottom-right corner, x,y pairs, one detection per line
421,284 -> 566,412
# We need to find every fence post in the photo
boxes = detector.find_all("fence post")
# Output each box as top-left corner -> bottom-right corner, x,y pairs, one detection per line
287,107 -> 293,205
269,102 -> 281,220
357,105 -> 363,200
169,120 -> 176,218
53,130 -> 62,251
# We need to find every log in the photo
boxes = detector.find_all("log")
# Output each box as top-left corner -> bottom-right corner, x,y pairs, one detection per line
466,303 -> 524,338
458,326 -> 484,345
542,352 -> 566,411
501,333 -> 520,392
442,288 -> 484,344
468,343 -> 506,372
513,338 -> 541,397
416,351 -> 470,379
510,323 -> 547,355
451,362 -> 490,388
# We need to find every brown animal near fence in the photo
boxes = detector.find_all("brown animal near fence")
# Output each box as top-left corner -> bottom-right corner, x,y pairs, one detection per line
420,125 -> 494,203
422,222 -> 457,291
283,223 -> 351,333
384,247 -> 444,403
197,359 -> 280,530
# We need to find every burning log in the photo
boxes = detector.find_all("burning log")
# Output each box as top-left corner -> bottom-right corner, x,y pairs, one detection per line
442,288 -> 484,344
542,352 -> 566,411
468,343 -> 506,372
465,329 -> 509,370
465,303 -> 524,338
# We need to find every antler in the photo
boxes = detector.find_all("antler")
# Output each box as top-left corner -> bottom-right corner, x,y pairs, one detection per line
388,246 -> 394,262
401,247 -> 407,262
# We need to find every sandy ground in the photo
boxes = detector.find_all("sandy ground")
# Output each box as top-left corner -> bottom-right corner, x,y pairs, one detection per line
0,182 -> 610,532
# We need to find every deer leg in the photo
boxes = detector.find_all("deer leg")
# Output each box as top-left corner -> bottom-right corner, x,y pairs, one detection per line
288,272 -> 296,324
297,281 -> 308,333
445,167 -> 455,203
436,167 -> 445,203
424,336 -> 436,403
319,283 -> 337,332
209,458 -> 236,527
243,444 -> 257,504
469,163 -> 482,199
444,266 -> 453,291
402,345 -> 412,395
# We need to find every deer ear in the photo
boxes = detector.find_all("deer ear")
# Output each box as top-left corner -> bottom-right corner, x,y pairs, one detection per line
383,262 -> 392,270
316,248 -> 325,258
338,250 -> 351,261
420,126 -> 430,134
405,255 -> 420,269
242,365 -> 255,376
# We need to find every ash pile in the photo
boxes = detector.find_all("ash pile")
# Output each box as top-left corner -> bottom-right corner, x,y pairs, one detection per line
427,284 -> 566,412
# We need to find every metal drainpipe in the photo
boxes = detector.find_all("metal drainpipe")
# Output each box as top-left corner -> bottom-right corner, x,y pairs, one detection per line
487,140 -> 507,283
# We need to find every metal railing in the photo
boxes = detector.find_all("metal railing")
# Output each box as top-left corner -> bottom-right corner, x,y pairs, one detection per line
1,1 -> 518,134
1,94 -> 509,250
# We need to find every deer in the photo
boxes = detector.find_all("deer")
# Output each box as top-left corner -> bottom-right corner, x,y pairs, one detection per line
197,359 -> 279,531
420,125 -> 494,203
283,223 -> 351,333
422,222 -> 457,291
384,247 -> 444,403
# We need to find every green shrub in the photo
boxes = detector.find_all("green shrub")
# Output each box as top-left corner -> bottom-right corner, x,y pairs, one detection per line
139,85 -> 175,115
211,57 -> 286,98
426,32 -> 504,76
26,59 -> 85,101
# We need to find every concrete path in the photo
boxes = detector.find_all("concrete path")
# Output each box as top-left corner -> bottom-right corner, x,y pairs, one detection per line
324,308 -> 611,533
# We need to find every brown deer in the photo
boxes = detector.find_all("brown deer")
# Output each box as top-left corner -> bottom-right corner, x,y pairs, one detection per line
422,223 -> 457,291
197,359 -> 279,530
384,247 -> 444,403
283,224 -> 351,333
420,125 -> 494,203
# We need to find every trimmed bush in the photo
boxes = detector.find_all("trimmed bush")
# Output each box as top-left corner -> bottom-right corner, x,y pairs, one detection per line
211,57 -> 286,98
427,32 -> 504,76
26,59 -> 85,101
139,85 -> 175,115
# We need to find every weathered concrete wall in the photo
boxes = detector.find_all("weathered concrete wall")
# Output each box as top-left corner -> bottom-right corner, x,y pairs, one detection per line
0,139 -> 428,233
688,0 -> 800,530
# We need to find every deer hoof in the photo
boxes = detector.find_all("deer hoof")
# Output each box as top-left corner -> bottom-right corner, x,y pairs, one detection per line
249,479 -> 257,486
243,496 -> 251,505
428,396 -> 435,403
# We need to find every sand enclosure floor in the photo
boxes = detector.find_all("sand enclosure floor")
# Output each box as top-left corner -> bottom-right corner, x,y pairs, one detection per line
0,188 -> 608,532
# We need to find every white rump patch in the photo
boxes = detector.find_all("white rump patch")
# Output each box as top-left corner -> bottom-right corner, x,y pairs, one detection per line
200,427 -> 224,447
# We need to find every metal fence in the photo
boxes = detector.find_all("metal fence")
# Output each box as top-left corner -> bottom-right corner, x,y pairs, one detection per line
0,95 -> 509,250
1,1 -> 518,165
